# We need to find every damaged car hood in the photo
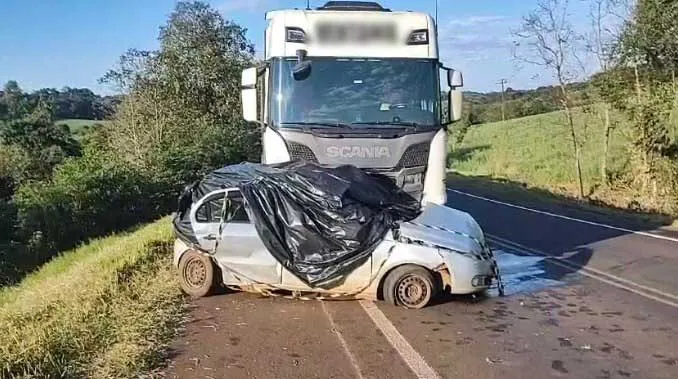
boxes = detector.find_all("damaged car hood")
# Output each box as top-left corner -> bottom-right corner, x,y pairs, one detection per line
398,203 -> 486,255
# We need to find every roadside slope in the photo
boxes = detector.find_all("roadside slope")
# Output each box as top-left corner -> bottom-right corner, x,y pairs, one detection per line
450,109 -> 628,193
0,218 -> 185,378
448,109 -> 676,218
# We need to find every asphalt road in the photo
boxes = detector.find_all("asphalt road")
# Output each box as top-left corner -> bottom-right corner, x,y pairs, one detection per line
161,186 -> 678,379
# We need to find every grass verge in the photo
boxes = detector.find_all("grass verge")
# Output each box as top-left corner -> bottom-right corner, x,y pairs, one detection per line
0,217 -> 185,378
450,108 -> 677,219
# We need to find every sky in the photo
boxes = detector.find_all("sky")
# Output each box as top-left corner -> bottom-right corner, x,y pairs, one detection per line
0,0 -> 595,95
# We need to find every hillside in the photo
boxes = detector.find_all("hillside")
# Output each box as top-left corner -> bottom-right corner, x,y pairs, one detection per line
462,82 -> 591,124
446,108 -> 676,215
449,109 -> 627,187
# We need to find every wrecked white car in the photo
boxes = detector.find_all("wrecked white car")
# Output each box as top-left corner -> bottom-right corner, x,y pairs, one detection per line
172,162 -> 502,309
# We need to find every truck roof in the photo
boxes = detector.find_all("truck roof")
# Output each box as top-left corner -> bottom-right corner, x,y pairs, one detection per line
316,1 -> 391,11
264,2 -> 438,60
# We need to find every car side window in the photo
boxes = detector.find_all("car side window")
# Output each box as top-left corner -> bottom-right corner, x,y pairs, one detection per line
228,193 -> 250,222
195,191 -> 250,223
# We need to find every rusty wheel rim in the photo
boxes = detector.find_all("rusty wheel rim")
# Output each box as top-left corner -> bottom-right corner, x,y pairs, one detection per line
184,257 -> 207,288
396,275 -> 430,308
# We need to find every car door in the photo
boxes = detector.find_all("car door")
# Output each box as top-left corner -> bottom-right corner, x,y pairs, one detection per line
191,189 -> 282,285
280,255 -> 373,292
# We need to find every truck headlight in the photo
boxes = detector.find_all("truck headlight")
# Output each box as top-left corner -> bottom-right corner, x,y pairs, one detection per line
404,173 -> 422,185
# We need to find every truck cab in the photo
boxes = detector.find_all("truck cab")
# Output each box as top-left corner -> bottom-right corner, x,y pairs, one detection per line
241,1 -> 464,205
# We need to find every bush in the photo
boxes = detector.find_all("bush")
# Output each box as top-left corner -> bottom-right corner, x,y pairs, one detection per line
0,146 -> 29,285
0,207 -> 20,285
1,119 -> 81,180
14,151 -> 174,263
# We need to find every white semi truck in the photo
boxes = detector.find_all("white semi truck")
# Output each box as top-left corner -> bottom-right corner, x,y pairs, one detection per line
241,1 -> 464,205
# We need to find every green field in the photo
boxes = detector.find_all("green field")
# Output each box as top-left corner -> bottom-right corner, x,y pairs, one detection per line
450,109 -> 629,191
0,218 -> 184,377
446,108 -> 672,214
55,118 -> 110,136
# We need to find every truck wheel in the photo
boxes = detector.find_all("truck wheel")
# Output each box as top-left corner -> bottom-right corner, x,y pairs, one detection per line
383,265 -> 437,309
178,250 -> 217,298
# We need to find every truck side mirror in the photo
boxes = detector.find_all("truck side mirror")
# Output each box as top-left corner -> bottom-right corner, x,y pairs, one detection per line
292,49 -> 312,81
241,67 -> 258,123
292,61 -> 312,81
448,90 -> 463,123
442,67 -> 464,124
448,69 -> 463,89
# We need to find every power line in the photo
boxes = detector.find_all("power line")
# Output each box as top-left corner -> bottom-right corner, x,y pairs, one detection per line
497,79 -> 508,122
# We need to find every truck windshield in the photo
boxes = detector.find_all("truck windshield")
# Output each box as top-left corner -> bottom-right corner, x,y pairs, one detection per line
270,58 -> 440,129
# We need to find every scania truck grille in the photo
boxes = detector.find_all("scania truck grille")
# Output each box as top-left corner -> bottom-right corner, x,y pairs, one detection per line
396,143 -> 430,168
288,142 -> 319,162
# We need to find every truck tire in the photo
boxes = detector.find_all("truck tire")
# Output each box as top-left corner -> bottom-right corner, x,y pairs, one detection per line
383,265 -> 438,309
178,250 -> 217,298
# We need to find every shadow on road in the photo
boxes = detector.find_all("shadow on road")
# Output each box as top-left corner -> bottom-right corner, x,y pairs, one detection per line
444,173 -> 677,301
447,172 -> 675,231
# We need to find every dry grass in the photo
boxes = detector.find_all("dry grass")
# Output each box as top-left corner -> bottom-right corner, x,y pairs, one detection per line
0,217 -> 185,378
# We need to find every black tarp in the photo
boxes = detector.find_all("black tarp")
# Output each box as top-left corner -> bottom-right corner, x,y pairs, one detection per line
172,160 -> 421,288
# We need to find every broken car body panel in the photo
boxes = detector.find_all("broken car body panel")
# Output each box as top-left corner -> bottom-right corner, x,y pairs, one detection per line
399,203 -> 486,257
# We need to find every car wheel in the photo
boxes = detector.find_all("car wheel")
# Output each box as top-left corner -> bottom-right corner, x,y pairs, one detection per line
178,250 -> 217,298
383,265 -> 438,309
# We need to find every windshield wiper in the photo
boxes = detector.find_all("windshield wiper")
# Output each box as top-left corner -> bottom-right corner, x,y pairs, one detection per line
280,122 -> 353,129
351,121 -> 428,128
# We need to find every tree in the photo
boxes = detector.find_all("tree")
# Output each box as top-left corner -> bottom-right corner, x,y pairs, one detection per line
100,1 -> 261,189
585,0 -> 630,185
622,0 -> 678,146
619,0 -> 678,76
513,0 -> 587,198
606,0 -> 678,198
1,82 -> 116,123
0,115 -> 81,180
0,81 -> 28,121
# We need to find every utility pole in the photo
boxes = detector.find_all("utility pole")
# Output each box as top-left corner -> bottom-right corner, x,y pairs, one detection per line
497,79 -> 508,121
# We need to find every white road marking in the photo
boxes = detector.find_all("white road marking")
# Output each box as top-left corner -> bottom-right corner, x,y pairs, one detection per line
321,301 -> 366,379
447,188 -> 678,243
359,300 -> 441,379
488,234 -> 678,308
